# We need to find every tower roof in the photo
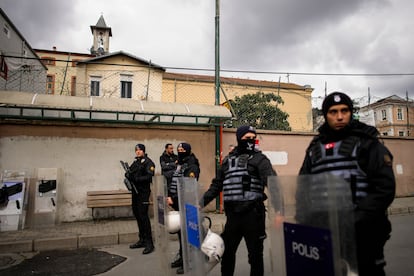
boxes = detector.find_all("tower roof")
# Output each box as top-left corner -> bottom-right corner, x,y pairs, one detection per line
90,15 -> 112,36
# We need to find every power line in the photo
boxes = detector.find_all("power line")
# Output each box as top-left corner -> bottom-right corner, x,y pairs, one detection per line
4,55 -> 414,77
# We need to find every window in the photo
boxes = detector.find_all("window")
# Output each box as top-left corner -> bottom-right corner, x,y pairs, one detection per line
46,75 -> 55,94
398,131 -> 405,137
22,47 -> 27,57
397,108 -> 403,120
90,76 -> 101,96
3,23 -> 10,38
90,81 -> 100,96
71,76 -> 76,96
382,132 -> 388,136
381,110 -> 387,121
121,81 -> 132,98
41,56 -> 56,66
0,55 -> 8,80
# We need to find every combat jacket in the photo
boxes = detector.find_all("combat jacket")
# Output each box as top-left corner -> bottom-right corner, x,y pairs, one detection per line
128,155 -> 155,194
299,120 -> 395,221
159,151 -> 178,180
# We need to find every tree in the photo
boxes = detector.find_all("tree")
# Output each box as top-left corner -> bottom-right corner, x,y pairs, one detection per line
226,92 -> 291,131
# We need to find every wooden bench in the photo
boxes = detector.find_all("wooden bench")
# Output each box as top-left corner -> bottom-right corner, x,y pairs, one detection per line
87,190 -> 132,219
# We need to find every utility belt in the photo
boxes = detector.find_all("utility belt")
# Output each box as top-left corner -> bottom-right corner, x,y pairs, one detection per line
224,200 -> 265,214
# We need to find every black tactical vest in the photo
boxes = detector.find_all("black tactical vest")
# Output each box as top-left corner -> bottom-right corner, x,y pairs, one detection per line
222,154 -> 264,202
309,136 -> 369,204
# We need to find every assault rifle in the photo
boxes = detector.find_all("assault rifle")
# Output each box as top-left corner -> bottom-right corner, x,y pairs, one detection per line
120,161 -> 138,194
0,182 -> 23,209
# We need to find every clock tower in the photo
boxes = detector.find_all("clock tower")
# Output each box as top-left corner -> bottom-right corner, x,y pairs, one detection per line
90,14 -> 112,56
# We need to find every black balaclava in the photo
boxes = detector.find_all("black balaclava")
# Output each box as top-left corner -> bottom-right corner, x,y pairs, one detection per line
177,142 -> 191,163
236,125 -> 256,154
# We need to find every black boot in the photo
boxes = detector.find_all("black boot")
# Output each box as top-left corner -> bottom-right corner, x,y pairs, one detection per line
142,240 -> 154,254
176,266 -> 184,274
171,256 -> 183,268
129,240 -> 145,249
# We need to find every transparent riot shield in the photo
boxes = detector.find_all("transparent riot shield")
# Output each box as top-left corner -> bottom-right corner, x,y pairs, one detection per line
153,175 -> 178,276
31,168 -> 62,228
0,170 -> 28,231
267,174 -> 358,276
177,177 -> 213,275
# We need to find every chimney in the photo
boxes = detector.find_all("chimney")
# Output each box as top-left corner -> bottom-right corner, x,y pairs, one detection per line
53,46 -> 56,51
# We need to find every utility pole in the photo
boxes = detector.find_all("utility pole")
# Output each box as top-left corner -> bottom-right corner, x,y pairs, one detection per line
60,53 -> 71,95
407,90 -> 410,136
145,60 -> 151,100
214,0 -> 222,212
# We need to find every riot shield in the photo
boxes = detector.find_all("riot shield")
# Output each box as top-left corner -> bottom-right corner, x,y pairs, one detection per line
177,177 -> 215,275
0,170 -> 27,231
153,175 -> 178,276
267,174 -> 358,276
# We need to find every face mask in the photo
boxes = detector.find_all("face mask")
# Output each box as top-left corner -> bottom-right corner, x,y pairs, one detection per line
177,151 -> 189,163
237,139 -> 255,153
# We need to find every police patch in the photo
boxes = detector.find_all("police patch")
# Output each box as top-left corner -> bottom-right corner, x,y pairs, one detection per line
384,154 -> 392,166
150,166 -> 155,172
189,172 -> 195,178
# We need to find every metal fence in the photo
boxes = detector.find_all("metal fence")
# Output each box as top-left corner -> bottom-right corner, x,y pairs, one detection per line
4,56 -> 411,133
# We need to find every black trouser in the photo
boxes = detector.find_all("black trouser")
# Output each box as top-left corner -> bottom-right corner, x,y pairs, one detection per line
355,215 -> 391,276
221,206 -> 266,276
132,191 -> 153,246
171,199 -> 183,260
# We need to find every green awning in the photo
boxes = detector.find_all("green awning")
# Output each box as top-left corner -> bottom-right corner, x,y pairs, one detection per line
0,91 -> 232,126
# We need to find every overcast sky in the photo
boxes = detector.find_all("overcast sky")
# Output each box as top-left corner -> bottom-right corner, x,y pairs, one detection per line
2,0 -> 413,106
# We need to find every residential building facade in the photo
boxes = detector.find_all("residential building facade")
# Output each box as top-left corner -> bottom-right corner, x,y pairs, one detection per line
162,72 -> 314,132
75,51 -> 165,101
0,8 -> 47,93
35,48 -> 94,96
5,11 -> 314,132
359,95 -> 414,137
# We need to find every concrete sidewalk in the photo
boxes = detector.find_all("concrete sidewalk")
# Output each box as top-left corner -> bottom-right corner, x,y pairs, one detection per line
0,197 -> 413,254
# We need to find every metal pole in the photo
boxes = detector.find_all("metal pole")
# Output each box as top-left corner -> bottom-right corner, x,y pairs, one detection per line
407,90 -> 410,136
145,60 -> 151,100
61,53 -> 71,95
215,0 -> 220,106
214,0 -> 222,212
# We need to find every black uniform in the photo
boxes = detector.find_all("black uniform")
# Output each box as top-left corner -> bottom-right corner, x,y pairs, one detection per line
201,147 -> 276,276
299,120 -> 395,276
126,154 -> 156,249
159,150 -> 178,188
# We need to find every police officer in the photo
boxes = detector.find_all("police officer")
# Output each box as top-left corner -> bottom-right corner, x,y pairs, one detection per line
159,143 -> 178,188
125,143 -> 156,255
299,92 -> 395,276
167,142 -> 200,275
201,126 -> 276,276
